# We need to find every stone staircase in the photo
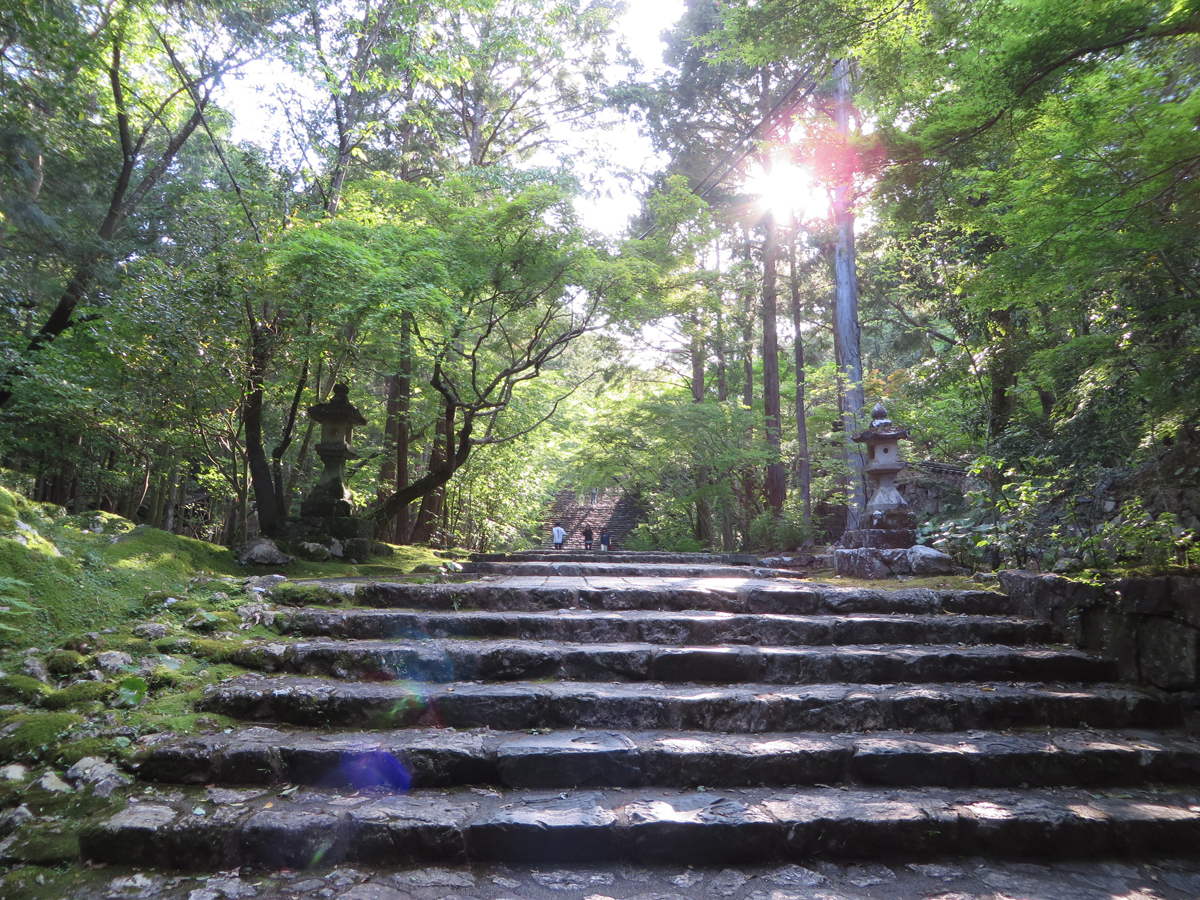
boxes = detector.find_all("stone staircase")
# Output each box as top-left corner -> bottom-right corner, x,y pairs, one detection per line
80,552 -> 1200,876
541,488 -> 643,550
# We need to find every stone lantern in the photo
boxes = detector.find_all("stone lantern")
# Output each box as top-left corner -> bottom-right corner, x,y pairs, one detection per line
299,383 -> 368,518
840,402 -> 917,548
835,401 -> 955,578
854,403 -> 911,515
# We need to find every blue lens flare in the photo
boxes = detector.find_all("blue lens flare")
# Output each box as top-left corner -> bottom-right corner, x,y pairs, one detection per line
340,749 -> 412,791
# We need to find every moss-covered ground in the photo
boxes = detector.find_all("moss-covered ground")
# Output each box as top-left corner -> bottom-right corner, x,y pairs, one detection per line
0,482 -> 450,895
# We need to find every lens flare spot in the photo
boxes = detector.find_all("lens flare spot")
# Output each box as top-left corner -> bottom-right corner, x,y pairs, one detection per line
340,750 -> 412,791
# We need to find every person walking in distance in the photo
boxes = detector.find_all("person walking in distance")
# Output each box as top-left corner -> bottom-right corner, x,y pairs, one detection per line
582,525 -> 594,550
552,523 -> 566,550
599,528 -> 610,551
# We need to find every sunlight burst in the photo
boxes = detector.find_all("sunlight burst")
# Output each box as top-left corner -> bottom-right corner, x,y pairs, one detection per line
745,162 -> 830,223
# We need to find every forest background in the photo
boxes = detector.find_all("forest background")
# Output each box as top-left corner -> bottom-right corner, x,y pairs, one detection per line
2,0 -> 1199,573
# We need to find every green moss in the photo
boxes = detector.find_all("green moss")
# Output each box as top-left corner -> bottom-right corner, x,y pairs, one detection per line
44,650 -> 87,676
61,634 -> 103,654
0,486 -> 248,646
100,635 -> 151,655
183,637 -> 245,663
0,865 -> 85,900
1,822 -> 82,865
41,681 -> 113,710
54,737 -> 115,767
167,599 -> 200,616
0,712 -> 84,762
270,582 -> 341,606
0,674 -> 52,704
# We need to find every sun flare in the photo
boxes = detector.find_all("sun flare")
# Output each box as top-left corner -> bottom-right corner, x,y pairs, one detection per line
745,161 -> 830,222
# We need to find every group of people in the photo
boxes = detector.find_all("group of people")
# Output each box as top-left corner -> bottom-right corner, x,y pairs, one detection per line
551,523 -> 610,551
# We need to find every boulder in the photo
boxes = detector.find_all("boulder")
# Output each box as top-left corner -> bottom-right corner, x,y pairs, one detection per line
133,623 -> 170,640
65,756 -> 131,797
295,542 -> 332,562
907,545 -> 954,576
833,549 -> 892,580
244,574 -> 288,592
95,651 -> 133,674
21,656 -> 48,683
238,539 -> 294,567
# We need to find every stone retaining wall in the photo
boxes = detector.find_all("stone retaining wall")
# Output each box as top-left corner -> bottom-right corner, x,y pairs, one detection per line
1000,570 -> 1200,690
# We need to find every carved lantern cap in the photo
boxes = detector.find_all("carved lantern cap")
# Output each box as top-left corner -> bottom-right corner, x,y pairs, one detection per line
852,402 -> 910,443
307,383 -> 368,428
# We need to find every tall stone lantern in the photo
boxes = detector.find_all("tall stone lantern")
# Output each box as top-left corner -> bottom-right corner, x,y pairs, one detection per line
299,383 -> 368,518
842,402 -> 917,548
835,401 -> 955,579
854,403 -> 911,514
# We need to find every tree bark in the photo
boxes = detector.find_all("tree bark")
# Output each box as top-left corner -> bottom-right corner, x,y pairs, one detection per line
789,237 -> 812,532
243,320 -> 281,537
761,213 -> 786,516
831,58 -> 867,531
272,358 -> 309,520
394,312 -> 413,541
409,405 -> 450,543
165,465 -> 180,533
987,306 -> 1019,442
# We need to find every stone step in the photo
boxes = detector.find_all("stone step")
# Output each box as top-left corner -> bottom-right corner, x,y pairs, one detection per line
198,675 -> 1180,732
471,551 -> 762,565
226,639 -> 1114,685
136,726 -> 1200,791
277,607 -> 1062,647
80,784 -> 1200,869
352,580 -> 1015,616
459,561 -> 808,579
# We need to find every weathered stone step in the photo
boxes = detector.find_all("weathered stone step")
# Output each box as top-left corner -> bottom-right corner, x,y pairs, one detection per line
278,607 -> 1061,647
198,675 -> 1179,732
227,639 -> 1113,685
80,784 -> 1200,869
472,551 -> 761,565
351,580 -> 1014,616
137,726 -> 1200,791
460,561 -> 806,579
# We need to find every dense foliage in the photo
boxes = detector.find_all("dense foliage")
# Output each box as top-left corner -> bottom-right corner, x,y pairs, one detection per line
1,0 -> 1197,567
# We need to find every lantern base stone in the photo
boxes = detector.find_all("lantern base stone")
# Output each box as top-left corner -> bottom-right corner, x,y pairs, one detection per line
280,515 -> 385,562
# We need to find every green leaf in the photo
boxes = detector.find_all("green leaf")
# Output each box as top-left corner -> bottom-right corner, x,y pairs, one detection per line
115,676 -> 148,708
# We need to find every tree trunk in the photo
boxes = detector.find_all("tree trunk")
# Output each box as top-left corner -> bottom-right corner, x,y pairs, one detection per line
689,315 -> 713,546
243,322 -> 281,537
761,213 -> 786,516
831,58 -> 867,532
410,407 -> 450,544
271,359 -> 309,521
375,399 -> 475,528
394,311 -> 413,542
987,306 -> 1019,442
165,465 -> 180,533
789,238 -> 812,532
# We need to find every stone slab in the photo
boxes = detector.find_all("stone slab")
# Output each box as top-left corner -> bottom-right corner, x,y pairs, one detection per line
79,785 -> 1200,868
138,727 -> 1200,790
348,579 -> 1013,617
198,675 -> 1181,732
460,561 -> 810,579
227,637 -> 1115,685
277,607 -> 1060,647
